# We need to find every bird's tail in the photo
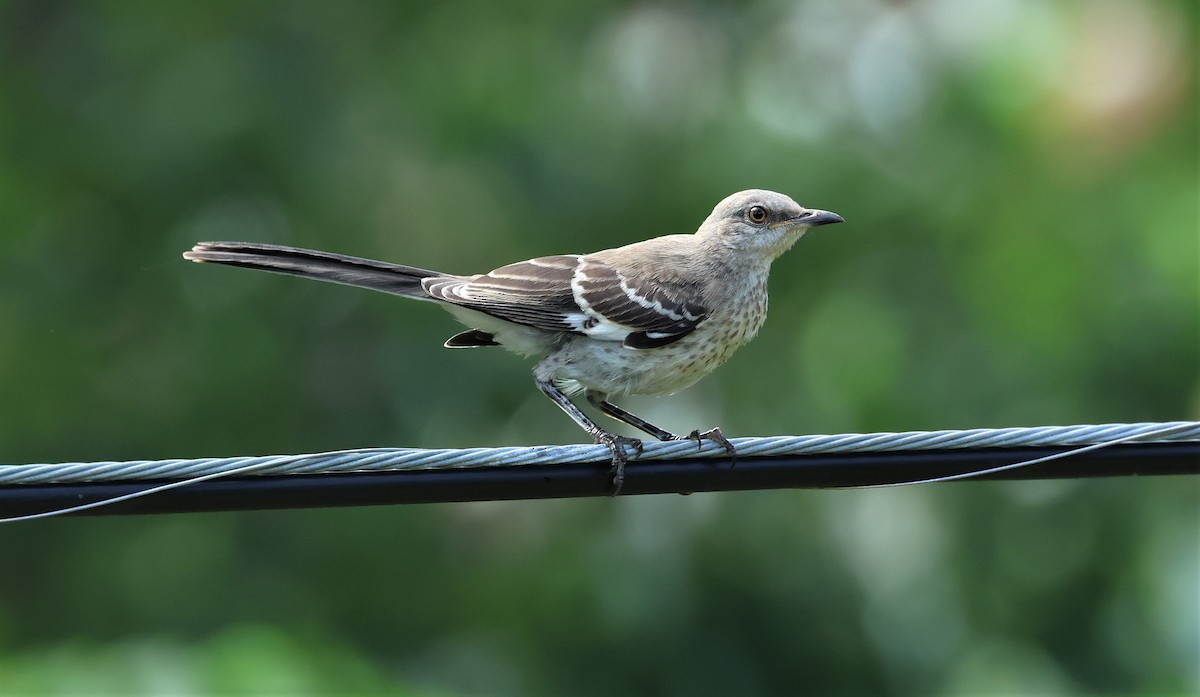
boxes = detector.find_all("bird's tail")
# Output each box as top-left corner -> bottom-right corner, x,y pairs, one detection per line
183,242 -> 444,299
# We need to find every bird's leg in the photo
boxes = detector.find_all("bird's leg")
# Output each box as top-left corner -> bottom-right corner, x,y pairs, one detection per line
585,391 -> 737,463
536,379 -> 642,493
586,391 -> 677,440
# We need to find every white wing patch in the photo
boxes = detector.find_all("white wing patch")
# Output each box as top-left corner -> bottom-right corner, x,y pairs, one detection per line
422,253 -> 705,349
569,258 -> 706,346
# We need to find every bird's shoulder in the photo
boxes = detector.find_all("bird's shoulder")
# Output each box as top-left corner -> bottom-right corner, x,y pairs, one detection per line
460,233 -> 704,291
586,234 -> 701,282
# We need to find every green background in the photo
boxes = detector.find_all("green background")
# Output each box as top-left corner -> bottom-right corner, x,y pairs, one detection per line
1,1 -> 1196,694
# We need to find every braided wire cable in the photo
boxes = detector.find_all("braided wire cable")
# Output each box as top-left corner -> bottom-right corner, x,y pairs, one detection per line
2,421 -> 1197,486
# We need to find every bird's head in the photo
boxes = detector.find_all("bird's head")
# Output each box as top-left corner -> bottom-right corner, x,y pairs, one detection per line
697,189 -> 843,260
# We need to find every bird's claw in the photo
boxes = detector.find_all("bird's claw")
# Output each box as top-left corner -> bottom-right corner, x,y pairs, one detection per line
593,432 -> 643,494
672,427 -> 737,465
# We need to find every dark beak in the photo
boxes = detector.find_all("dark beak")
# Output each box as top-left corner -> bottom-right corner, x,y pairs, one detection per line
793,209 -> 845,227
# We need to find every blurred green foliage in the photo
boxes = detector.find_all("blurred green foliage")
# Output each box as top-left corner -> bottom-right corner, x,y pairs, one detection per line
0,0 -> 1196,694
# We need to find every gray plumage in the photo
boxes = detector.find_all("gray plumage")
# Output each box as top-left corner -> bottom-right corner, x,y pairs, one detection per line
184,189 -> 843,491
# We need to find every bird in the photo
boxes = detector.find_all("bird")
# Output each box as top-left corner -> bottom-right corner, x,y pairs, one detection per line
183,189 -> 843,491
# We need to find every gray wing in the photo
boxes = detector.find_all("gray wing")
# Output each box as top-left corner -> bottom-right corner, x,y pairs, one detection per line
423,255 -> 707,349
571,257 -> 708,348
423,255 -> 583,333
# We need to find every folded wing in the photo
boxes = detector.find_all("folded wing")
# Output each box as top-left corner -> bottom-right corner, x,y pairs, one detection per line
423,255 -> 707,349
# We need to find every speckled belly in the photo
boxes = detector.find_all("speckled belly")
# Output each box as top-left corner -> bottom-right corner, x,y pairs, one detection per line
547,287 -> 768,397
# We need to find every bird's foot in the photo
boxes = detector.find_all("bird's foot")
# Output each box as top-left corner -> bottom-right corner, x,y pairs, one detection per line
592,431 -> 644,494
669,427 -> 737,465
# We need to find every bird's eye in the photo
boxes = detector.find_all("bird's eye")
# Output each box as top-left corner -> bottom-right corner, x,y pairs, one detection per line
748,206 -> 768,224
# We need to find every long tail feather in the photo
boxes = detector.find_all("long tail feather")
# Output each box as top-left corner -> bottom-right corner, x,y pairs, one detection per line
183,242 -> 445,298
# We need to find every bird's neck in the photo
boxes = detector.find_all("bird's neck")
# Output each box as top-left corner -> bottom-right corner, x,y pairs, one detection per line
696,235 -> 777,280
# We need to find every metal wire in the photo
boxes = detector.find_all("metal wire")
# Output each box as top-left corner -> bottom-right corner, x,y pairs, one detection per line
3,421 -> 1197,486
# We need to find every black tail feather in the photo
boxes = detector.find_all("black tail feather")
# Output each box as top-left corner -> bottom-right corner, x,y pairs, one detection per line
444,329 -> 500,348
183,242 -> 445,299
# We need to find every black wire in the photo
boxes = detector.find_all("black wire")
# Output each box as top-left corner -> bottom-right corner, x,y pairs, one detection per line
1,442 -> 1196,517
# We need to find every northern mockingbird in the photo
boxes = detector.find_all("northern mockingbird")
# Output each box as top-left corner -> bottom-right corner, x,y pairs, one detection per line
184,189 -> 843,490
